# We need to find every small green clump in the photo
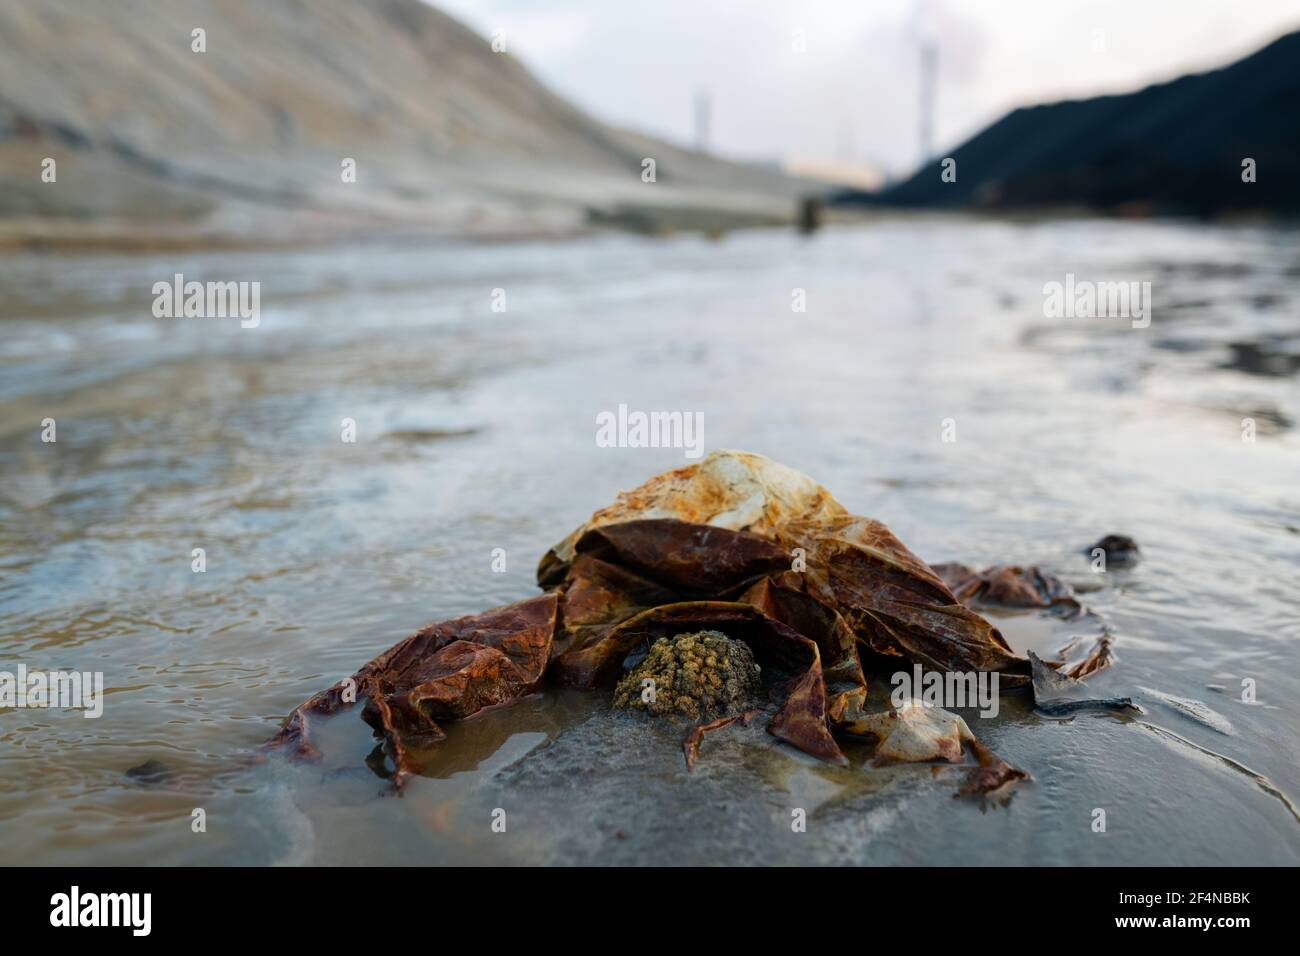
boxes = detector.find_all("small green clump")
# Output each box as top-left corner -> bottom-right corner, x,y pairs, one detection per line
613,630 -> 762,722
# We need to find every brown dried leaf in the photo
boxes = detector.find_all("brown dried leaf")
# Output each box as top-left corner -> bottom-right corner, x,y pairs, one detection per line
543,451 -> 1030,688
551,554 -> 679,664
739,573 -> 867,724
269,451 -> 1113,793
683,709 -> 758,771
547,519 -> 790,687
538,449 -> 844,584
1058,633 -> 1118,680
932,562 -> 1085,617
780,517 -> 1031,686
266,594 -> 557,787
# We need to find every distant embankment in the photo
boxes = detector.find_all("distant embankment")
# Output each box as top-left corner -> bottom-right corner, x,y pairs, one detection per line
0,0 -> 809,247
837,30 -> 1300,218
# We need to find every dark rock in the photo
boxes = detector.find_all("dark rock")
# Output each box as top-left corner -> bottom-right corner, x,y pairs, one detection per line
1087,534 -> 1141,566
124,759 -> 172,785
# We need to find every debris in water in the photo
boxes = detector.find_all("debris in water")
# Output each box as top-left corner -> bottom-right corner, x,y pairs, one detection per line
840,700 -> 1029,797
268,450 -> 1123,793
683,709 -> 759,771
1053,632 -> 1118,680
1029,650 -> 1141,717
125,759 -> 173,786
932,562 -> 1085,618
592,600 -> 850,765
267,594 -> 556,786
1086,534 -> 1141,566
614,630 -> 761,721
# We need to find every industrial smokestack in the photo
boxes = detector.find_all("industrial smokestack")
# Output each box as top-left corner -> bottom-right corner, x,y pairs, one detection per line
694,89 -> 711,153
918,40 -> 937,164
909,0 -> 940,168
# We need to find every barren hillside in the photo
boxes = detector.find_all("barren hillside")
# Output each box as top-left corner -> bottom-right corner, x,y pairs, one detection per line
0,0 -> 809,244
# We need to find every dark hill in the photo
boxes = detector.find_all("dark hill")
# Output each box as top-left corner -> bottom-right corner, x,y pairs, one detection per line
839,30 -> 1300,217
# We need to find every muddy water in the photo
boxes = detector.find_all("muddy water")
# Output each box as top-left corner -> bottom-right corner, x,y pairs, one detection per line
1,219 -> 1298,865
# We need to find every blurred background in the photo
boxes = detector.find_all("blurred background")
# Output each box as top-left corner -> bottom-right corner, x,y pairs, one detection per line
1,0 -> 1298,866
2,0 -> 1298,242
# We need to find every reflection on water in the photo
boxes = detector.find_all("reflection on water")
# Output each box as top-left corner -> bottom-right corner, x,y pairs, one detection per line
1,219 -> 1298,864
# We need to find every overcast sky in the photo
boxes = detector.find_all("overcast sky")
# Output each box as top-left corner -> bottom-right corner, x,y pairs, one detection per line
433,0 -> 1300,177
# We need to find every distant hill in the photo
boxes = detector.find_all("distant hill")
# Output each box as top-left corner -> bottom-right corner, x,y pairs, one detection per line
838,30 -> 1300,217
0,0 -> 809,245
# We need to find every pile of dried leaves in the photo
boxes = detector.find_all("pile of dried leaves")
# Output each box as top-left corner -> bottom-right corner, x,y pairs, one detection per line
267,450 -> 1114,794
